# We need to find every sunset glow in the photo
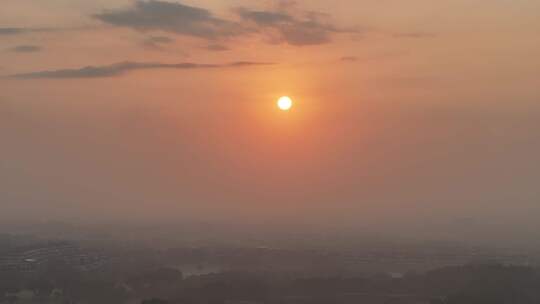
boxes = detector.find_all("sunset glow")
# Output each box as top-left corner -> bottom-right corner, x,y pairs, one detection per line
1,0 -> 540,257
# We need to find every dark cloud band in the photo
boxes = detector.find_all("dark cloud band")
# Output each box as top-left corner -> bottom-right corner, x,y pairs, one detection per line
10,61 -> 274,79
0,27 -> 54,35
93,0 -> 356,46
94,0 -> 244,40
8,45 -> 42,53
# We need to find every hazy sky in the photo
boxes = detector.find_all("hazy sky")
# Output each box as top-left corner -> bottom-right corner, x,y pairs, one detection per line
1,0 -> 540,240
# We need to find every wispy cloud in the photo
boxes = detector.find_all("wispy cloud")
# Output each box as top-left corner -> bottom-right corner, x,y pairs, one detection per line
0,27 -> 54,36
340,56 -> 358,62
142,36 -> 175,49
0,28 -> 27,35
10,61 -> 274,79
206,44 -> 229,51
7,45 -> 42,53
93,0 -> 358,47
236,7 -> 358,46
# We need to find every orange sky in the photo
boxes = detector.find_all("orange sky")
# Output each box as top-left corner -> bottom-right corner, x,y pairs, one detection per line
1,0 -> 540,240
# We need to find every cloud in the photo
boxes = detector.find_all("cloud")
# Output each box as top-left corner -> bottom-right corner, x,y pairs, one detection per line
340,56 -> 358,62
237,10 -> 293,25
94,0 -> 244,40
206,44 -> 229,51
0,28 -> 27,35
0,27 -> 53,35
143,35 -> 174,48
8,45 -> 42,53
93,1 -> 357,47
10,61 -> 274,79
236,8 -> 358,46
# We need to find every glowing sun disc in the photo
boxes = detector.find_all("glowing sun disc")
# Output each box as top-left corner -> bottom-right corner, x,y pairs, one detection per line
277,96 -> 293,111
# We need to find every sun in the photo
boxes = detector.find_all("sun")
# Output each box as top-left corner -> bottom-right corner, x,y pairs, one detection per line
277,96 -> 293,111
